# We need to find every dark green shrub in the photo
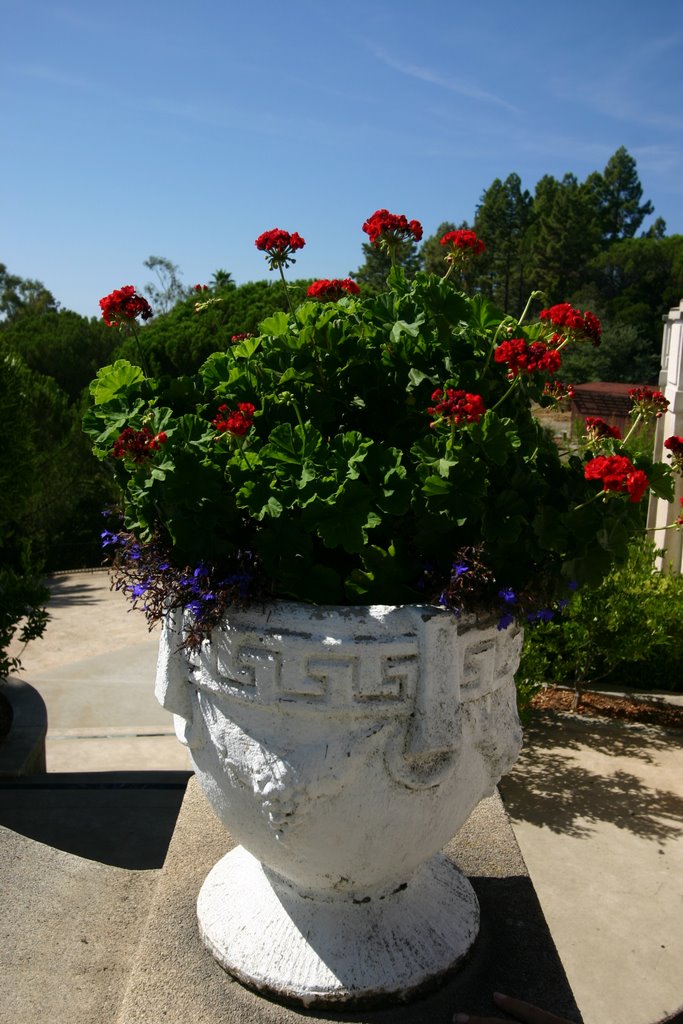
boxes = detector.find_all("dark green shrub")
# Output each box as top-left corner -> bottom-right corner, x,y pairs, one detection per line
517,538 -> 683,712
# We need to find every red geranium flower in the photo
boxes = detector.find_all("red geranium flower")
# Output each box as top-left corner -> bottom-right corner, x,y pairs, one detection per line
100,286 -> 153,327
584,455 -> 649,503
230,332 -> 256,342
306,278 -> 360,301
543,379 -> 574,402
212,402 -> 256,437
539,304 -> 601,347
255,229 -> 306,270
440,229 -> 485,256
112,426 -> 167,463
585,416 -> 622,441
664,435 -> 683,473
629,386 -> 669,419
362,209 -> 422,246
494,338 -> 562,377
428,388 -> 486,426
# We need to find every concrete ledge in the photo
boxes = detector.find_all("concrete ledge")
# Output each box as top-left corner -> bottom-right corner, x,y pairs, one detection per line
0,677 -> 47,777
116,779 -> 582,1023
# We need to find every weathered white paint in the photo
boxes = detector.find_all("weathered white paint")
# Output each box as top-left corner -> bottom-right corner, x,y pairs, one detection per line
649,299 -> 683,573
156,602 -> 523,1006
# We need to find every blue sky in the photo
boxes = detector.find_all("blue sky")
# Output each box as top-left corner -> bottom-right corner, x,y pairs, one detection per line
3,0 -> 682,318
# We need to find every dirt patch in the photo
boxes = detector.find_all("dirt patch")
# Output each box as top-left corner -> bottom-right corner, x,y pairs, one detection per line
530,685 -> 683,731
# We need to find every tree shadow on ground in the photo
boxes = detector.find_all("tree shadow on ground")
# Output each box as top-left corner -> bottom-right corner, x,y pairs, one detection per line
499,714 -> 683,843
45,573 -> 110,608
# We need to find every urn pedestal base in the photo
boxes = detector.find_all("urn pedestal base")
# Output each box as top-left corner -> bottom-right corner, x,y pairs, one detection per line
197,845 -> 479,1008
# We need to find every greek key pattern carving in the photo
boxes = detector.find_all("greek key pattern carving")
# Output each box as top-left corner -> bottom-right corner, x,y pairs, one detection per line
208,628 -> 418,709
460,627 -> 522,703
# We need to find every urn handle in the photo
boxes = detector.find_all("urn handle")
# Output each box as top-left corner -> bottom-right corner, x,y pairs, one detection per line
155,608 -> 194,723
386,610 -> 461,789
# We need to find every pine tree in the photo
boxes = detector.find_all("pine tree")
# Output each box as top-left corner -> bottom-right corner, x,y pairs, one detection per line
529,173 -> 601,303
584,147 -> 654,244
473,174 -> 533,314
350,239 -> 421,293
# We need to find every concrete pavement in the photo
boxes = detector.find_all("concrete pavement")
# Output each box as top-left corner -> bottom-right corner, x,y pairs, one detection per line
2,570 -> 682,1024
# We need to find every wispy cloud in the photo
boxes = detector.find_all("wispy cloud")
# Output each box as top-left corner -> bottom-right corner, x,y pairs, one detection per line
368,44 -> 520,115
550,32 -> 683,134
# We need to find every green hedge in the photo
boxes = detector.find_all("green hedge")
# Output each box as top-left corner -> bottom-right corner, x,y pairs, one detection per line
517,538 -> 683,713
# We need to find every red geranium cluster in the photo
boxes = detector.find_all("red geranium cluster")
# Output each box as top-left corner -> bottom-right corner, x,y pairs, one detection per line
306,278 -> 360,301
494,338 -> 562,377
440,229 -> 485,256
539,304 -> 601,347
362,209 -> 423,246
585,416 -> 622,441
428,388 -> 486,426
212,402 -> 256,437
112,427 -> 167,463
230,332 -> 256,342
584,455 -> 649,503
543,379 -> 574,402
664,435 -> 683,473
255,229 -> 306,270
629,386 -> 669,419
100,286 -> 153,328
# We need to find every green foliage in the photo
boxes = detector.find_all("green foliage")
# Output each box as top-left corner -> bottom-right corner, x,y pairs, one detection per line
1,308 -> 116,400
0,263 -> 58,322
116,279 -> 304,376
558,318 -> 660,385
0,353 -> 52,673
0,567 -> 50,679
518,539 -> 683,701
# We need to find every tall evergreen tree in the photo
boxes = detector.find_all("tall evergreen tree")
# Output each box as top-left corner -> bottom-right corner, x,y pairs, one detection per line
529,173 -> 601,303
350,238 -> 421,293
473,173 -> 533,314
584,146 -> 654,244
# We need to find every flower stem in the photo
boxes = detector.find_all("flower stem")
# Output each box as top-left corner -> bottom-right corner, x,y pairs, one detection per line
440,257 -> 456,284
129,322 -> 151,378
278,265 -> 295,318
572,490 -> 605,513
622,411 -> 643,446
516,290 -> 544,329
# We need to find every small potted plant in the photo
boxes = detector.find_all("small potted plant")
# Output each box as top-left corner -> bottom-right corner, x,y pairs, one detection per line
84,211 -> 679,1006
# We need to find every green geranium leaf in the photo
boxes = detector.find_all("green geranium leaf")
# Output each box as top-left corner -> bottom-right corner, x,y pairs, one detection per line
390,317 -> 424,345
89,360 -> 145,404
259,312 -> 290,337
306,481 -> 382,553
646,461 -> 675,502
231,335 -> 262,358
407,367 -> 437,392
262,422 -> 322,464
422,474 -> 451,497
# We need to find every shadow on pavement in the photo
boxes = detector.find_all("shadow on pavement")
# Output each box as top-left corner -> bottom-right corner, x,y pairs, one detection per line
0,771 -> 191,869
500,717 -> 683,843
44,574 -> 109,609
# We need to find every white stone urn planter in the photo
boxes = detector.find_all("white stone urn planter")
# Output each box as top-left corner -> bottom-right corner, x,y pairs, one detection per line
155,601 -> 523,1008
